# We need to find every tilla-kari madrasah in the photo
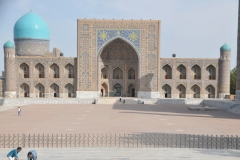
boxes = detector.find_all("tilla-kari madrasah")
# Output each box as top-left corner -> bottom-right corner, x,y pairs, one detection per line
0,11 -> 231,99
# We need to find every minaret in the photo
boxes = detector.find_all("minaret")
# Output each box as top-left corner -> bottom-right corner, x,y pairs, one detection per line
218,43 -> 231,98
3,40 -> 16,98
236,0 -> 240,100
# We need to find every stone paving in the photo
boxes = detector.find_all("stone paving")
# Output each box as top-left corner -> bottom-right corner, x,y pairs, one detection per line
0,104 -> 240,135
0,148 -> 240,160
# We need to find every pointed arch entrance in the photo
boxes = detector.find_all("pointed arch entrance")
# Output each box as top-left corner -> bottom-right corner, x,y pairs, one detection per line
98,38 -> 139,97
101,83 -> 108,97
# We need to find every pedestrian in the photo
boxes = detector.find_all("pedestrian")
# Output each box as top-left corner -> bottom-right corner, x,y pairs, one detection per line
7,147 -> 22,160
119,96 -> 121,102
123,97 -> 125,103
18,107 -> 21,116
27,150 -> 37,160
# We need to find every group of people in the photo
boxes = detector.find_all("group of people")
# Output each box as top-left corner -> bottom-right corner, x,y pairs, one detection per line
119,96 -> 126,103
7,147 -> 37,160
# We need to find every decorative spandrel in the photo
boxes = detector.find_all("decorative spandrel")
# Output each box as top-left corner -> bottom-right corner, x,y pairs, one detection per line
100,39 -> 138,61
97,30 -> 140,52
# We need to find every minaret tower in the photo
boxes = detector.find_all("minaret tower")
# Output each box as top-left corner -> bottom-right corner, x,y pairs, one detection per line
236,0 -> 240,100
3,40 -> 16,98
218,43 -> 231,98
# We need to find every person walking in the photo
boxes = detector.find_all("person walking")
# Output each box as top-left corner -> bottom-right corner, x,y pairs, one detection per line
7,147 -> 22,160
123,97 -> 125,103
18,107 -> 21,116
27,150 -> 37,160
119,96 -> 121,102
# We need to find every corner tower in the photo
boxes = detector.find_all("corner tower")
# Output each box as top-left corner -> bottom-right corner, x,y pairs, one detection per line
218,43 -> 231,98
14,11 -> 50,56
3,41 -> 16,98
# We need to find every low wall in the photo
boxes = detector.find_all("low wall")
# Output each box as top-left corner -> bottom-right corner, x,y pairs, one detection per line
1,98 -> 96,106
203,99 -> 240,114
139,98 -> 203,105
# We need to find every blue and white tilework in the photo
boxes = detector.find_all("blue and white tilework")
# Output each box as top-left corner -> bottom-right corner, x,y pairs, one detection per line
97,30 -> 140,52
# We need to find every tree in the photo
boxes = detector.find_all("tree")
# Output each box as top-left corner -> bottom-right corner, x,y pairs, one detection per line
230,67 -> 236,94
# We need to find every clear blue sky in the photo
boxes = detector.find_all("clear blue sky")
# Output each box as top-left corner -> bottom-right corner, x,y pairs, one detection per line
0,0 -> 238,73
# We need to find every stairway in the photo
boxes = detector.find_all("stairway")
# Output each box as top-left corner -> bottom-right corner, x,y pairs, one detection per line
97,97 -> 138,104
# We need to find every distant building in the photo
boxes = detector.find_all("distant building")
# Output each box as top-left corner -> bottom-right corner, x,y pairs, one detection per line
1,11 -> 230,99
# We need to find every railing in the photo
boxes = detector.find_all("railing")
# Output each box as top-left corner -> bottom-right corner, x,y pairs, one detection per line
0,134 -> 239,149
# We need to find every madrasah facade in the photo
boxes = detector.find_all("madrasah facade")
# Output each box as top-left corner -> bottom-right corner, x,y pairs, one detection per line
0,11 -> 231,99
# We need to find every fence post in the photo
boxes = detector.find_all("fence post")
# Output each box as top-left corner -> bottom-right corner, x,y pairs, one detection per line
56,134 -> 58,148
211,135 -> 212,149
37,134 -> 39,148
198,135 -> 199,148
18,134 -> 19,148
43,134 -> 44,148
236,135 -> 238,150
52,134 -> 53,148
47,134 -> 49,148
23,134 -> 25,148
216,135 -> 218,149
12,134 -> 15,148
70,134 -> 72,147
74,134 -> 76,147
33,134 -> 35,148
60,134 -> 62,148
65,134 -> 67,147
8,134 -> 10,148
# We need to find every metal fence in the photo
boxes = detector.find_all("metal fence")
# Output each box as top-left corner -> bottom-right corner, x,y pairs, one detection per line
0,133 -> 239,149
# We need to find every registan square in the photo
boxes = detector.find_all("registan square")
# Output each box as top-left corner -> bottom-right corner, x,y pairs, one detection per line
0,0 -> 240,159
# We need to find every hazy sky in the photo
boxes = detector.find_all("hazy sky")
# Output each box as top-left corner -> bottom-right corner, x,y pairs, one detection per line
0,0 -> 238,73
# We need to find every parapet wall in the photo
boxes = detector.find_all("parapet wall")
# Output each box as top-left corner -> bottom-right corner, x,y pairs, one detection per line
1,98 -> 96,106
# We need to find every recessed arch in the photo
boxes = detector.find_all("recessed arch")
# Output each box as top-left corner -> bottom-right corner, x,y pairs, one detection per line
113,83 -> 122,97
206,65 -> 216,80
65,83 -> 74,98
101,67 -> 108,79
191,65 -> 201,79
113,67 -> 123,79
162,84 -> 171,98
19,63 -> 29,78
176,84 -> 186,98
20,83 -> 29,97
65,63 -> 74,78
50,63 -> 60,78
50,83 -> 59,98
35,63 -> 45,78
128,83 -> 135,97
177,64 -> 186,79
162,64 -> 172,79
101,82 -> 108,97
128,68 -> 135,79
206,85 -> 215,98
35,83 -> 44,97
191,84 -> 200,98
98,36 -> 140,59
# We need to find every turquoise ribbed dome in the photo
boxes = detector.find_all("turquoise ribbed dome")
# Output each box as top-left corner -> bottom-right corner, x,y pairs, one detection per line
14,11 -> 50,40
3,40 -> 15,48
220,43 -> 231,51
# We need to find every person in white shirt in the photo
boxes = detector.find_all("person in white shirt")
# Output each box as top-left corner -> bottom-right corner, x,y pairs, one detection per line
18,107 -> 21,116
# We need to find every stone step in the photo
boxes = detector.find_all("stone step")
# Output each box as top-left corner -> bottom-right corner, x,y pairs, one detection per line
97,97 -> 138,104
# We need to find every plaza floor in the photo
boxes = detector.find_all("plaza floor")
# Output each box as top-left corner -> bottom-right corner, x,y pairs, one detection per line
0,104 -> 240,135
0,148 -> 240,160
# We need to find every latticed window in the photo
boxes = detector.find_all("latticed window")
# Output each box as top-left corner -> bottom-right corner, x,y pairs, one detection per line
113,67 -> 123,79
128,68 -> 135,79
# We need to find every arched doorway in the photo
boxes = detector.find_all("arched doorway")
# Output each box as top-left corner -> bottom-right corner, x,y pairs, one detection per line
162,65 -> 172,79
98,38 -> 139,97
113,83 -> 122,96
128,84 -> 135,97
101,83 -> 108,97
177,65 -> 186,79
65,83 -> 74,98
20,83 -> 29,97
206,85 -> 215,98
191,65 -> 201,79
162,84 -> 171,98
50,83 -> 59,98
177,84 -> 186,98
50,63 -> 59,78
35,83 -> 44,98
206,65 -> 216,80
191,84 -> 200,98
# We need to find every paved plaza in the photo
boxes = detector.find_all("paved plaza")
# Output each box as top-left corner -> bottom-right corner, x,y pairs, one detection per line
0,104 -> 240,135
0,148 -> 240,160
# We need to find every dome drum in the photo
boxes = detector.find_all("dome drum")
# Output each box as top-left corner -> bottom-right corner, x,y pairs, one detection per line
15,39 -> 49,56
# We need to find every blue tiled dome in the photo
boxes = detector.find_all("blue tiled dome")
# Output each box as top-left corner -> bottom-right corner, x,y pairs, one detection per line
14,11 -> 50,40
220,43 -> 231,51
3,40 -> 15,48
